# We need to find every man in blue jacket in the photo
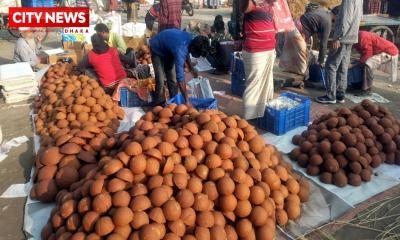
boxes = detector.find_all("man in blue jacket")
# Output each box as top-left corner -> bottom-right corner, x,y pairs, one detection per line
150,28 -> 210,105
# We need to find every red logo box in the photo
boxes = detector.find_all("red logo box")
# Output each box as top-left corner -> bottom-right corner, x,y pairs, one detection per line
8,7 -> 90,28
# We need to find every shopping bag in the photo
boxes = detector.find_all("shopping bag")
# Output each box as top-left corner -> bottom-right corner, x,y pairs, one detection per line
187,77 -> 214,99
272,0 -> 295,32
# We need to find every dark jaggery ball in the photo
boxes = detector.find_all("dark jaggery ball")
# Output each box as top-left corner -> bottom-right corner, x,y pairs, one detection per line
308,124 -> 318,131
307,134 -> 318,143
371,155 -> 382,168
309,147 -> 318,157
336,155 -> 348,168
306,165 -> 320,176
347,115 -> 360,128
383,141 -> 397,154
345,147 -> 360,161
300,141 -> 313,153
323,158 -> 340,173
384,128 -> 395,138
318,141 -> 331,154
353,105 -> 364,113
338,108 -> 352,117
355,133 -> 365,143
365,118 -> 378,128
348,173 -> 362,186
338,126 -> 351,135
368,147 -> 379,156
292,135 -> 303,145
359,157 -> 369,169
332,141 -> 346,155
358,110 -> 371,120
360,169 -> 372,182
364,153 -> 372,164
297,154 -> 309,168
395,136 -> 400,148
355,143 -> 367,156
385,152 -> 395,164
327,117 -> 339,129
309,154 -> 323,166
367,104 -> 379,116
392,124 -> 400,135
372,124 -> 385,136
361,128 -> 374,139
328,131 -> 342,143
361,99 -> 373,108
375,141 -> 383,152
301,130 -> 309,138
333,171 -> 348,187
320,172 -> 333,184
365,138 -> 375,147
380,117 -> 393,128
319,129 -> 331,141
337,117 -> 347,127
379,133 -> 392,145
378,105 -> 390,115
317,122 -> 327,131
351,128 -> 362,135
290,148 -> 301,160
342,133 -> 357,147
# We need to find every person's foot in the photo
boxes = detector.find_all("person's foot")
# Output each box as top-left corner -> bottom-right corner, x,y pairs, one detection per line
315,95 -> 336,104
336,95 -> 345,104
355,89 -> 372,97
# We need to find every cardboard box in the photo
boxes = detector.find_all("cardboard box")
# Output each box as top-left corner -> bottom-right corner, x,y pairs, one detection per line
46,50 -> 78,64
62,41 -> 92,63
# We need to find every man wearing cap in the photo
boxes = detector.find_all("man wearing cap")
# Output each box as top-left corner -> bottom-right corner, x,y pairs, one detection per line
13,27 -> 44,67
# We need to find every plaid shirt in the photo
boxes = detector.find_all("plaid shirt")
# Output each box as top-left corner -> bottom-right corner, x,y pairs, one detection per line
158,0 -> 182,32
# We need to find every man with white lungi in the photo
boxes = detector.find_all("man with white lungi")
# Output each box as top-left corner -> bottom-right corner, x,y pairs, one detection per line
240,0 -> 277,120
354,31 -> 399,96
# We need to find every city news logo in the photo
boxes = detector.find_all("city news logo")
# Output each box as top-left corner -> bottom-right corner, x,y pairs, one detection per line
8,7 -> 90,28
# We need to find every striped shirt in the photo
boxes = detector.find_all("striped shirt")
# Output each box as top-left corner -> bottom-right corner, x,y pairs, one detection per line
159,0 -> 182,32
243,1 -> 276,52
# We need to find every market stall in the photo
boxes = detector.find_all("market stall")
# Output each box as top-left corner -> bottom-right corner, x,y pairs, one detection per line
15,58 -> 400,240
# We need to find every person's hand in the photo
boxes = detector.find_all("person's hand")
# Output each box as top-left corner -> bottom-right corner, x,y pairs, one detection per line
332,40 -> 340,49
318,62 -> 325,68
36,35 -> 43,43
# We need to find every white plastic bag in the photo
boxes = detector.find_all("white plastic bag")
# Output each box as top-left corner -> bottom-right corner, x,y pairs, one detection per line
188,77 -> 214,99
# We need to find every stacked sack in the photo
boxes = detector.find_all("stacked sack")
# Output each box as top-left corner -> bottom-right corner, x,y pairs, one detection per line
0,62 -> 38,103
31,62 -> 125,202
40,104 -> 310,240
290,99 -> 400,187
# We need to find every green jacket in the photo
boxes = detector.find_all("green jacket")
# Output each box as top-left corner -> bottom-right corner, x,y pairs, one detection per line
108,32 -> 127,54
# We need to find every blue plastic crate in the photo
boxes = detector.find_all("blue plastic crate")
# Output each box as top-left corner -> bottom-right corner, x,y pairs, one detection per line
230,53 -> 246,97
21,0 -> 54,7
258,92 -> 311,135
166,93 -> 218,110
308,64 -> 363,88
119,88 -> 153,107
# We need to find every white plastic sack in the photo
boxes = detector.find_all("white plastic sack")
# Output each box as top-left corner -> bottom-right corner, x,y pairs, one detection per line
122,22 -> 147,37
188,77 -> 214,99
102,12 -> 122,36
0,0 -> 17,13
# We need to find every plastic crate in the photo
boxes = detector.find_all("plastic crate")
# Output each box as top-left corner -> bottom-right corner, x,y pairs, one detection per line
230,52 -> 246,97
21,0 -> 54,7
166,93 -> 218,110
119,88 -> 153,107
257,92 -> 311,135
308,64 -> 363,88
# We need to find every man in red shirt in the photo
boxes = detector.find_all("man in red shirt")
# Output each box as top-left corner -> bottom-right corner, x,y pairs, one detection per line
354,31 -> 399,95
158,0 -> 182,32
78,34 -> 127,94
